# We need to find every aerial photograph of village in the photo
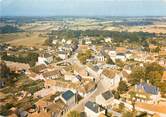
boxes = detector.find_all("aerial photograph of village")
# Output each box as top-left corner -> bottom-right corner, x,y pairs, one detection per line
0,0 -> 166,117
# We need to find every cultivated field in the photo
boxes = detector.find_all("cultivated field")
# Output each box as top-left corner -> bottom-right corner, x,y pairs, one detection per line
20,21 -> 62,32
127,25 -> 166,34
0,32 -> 47,48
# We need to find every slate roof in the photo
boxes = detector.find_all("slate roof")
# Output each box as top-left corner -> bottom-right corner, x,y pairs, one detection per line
43,53 -> 52,58
92,65 -> 99,72
101,90 -> 113,100
136,83 -> 159,95
116,53 -> 126,56
62,90 -> 74,101
85,101 -> 103,113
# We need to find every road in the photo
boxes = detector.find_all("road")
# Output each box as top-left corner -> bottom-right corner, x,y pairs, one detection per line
70,78 -> 105,111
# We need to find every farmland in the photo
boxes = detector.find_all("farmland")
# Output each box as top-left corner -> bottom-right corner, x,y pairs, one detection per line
0,32 -> 47,48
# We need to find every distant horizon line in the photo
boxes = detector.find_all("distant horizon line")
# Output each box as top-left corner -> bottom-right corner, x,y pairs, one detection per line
1,15 -> 166,18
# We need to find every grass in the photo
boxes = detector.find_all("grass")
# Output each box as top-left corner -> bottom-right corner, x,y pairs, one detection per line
0,32 -> 47,48
1,75 -> 44,94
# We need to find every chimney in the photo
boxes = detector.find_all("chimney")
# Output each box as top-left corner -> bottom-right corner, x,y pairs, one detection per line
105,109 -> 108,116
93,103 -> 96,107
140,79 -> 143,83
98,105 -> 100,112
147,80 -> 150,84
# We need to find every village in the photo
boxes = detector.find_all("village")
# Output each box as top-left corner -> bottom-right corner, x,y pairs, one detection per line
0,27 -> 166,117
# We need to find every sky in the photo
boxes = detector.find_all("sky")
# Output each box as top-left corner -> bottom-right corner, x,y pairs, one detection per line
0,0 -> 166,16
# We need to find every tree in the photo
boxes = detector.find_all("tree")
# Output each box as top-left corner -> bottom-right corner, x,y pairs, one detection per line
0,61 -> 10,78
129,66 -> 145,85
82,40 -> 85,44
0,25 -> 23,34
154,46 -> 160,53
119,103 -> 125,111
115,59 -> 125,68
1,52 -> 38,67
0,103 -> 14,116
157,82 -> 166,98
117,81 -> 128,94
146,71 -> 162,85
67,111 -> 80,117
145,62 -> 163,76
105,54 -> 115,64
122,111 -> 133,117
145,62 -> 164,85
112,90 -> 120,99
77,50 -> 92,64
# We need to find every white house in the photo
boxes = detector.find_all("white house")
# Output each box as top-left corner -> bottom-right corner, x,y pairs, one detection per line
158,58 -> 166,67
58,51 -> 69,60
84,37 -> 92,45
101,68 -> 121,89
96,90 -> 114,107
115,53 -> 126,61
52,40 -> 57,45
134,82 -> 160,104
123,65 -> 132,74
62,39 -> 66,43
60,90 -> 75,107
108,50 -> 116,62
85,101 -> 105,117
125,51 -> 133,60
104,37 -> 112,43
73,64 -> 89,78
66,40 -> 72,45
85,40 -> 92,45
95,53 -> 105,63
37,53 -> 53,65
64,74 -> 80,83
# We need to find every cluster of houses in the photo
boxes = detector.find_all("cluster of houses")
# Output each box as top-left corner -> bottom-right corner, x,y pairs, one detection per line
1,36 -> 166,117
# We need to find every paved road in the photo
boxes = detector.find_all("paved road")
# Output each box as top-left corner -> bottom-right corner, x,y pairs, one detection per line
70,79 -> 105,112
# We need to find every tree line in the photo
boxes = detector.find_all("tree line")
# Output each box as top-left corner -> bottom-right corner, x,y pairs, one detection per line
0,25 -> 23,34
1,52 -> 38,67
49,30 -> 155,43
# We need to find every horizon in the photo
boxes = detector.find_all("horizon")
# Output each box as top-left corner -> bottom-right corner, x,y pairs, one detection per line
1,0 -> 166,17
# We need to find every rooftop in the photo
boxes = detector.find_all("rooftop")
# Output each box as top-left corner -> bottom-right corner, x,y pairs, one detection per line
162,71 -> 166,81
46,99 -> 66,113
136,82 -> 159,95
42,70 -> 62,78
62,90 -> 75,101
85,101 -> 103,113
102,68 -> 117,79
116,47 -> 127,53
5,61 -> 30,71
28,111 -> 51,117
101,90 -> 114,100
